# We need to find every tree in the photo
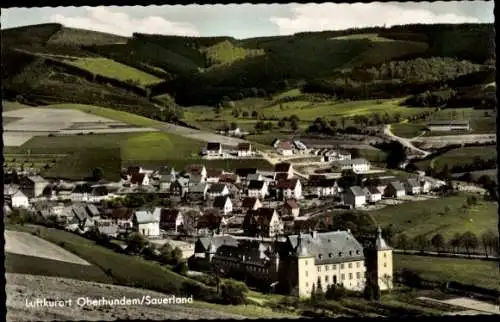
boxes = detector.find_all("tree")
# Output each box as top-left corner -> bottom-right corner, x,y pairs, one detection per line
396,233 -> 410,252
385,141 -> 407,169
329,119 -> 338,129
430,233 -> 445,253
251,110 -> 258,118
278,119 -> 286,128
214,106 -> 222,114
127,232 -> 148,254
466,195 -> 478,207
338,170 -> 358,190
449,233 -> 462,253
461,231 -> 479,256
480,230 -> 496,257
413,234 -> 429,252
92,167 -> 104,181
173,261 -> 188,275
230,122 -> 238,131
220,281 -> 248,305
290,119 -> 299,131
158,243 -> 173,264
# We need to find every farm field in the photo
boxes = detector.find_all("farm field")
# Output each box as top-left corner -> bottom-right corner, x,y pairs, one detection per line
62,57 -> 163,86
452,169 -> 497,183
390,123 -> 428,138
415,145 -> 496,171
371,194 -> 498,239
394,254 -> 500,291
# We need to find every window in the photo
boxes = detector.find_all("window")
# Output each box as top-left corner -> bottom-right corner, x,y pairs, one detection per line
341,274 -> 345,280
339,252 -> 342,257
384,253 -> 387,258
349,251 -> 352,256
332,264 -> 336,270
356,272 -> 361,279
356,262 -> 360,268
384,263 -> 387,268
348,263 -> 352,269
333,275 -> 337,284
305,271 -> 308,277
306,282 -> 309,287
325,265 -> 329,271
349,273 -> 353,280
317,266 -> 321,272
305,260 -> 308,265
325,275 -> 329,282
340,264 -> 344,269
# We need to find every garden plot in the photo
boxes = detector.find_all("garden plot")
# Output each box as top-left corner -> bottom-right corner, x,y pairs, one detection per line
2,107 -> 158,146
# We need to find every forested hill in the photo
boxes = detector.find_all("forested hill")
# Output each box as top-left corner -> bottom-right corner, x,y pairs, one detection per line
2,22 -> 495,111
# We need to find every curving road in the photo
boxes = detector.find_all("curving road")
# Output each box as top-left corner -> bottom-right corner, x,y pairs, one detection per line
384,124 -> 431,157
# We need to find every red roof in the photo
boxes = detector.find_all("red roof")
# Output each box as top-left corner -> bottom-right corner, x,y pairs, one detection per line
276,178 -> 299,190
219,173 -> 238,183
160,209 -> 181,224
185,164 -> 205,175
284,198 -> 299,209
130,173 -> 146,185
207,168 -> 223,178
238,143 -> 251,151
108,207 -> 134,220
242,197 -> 259,208
277,141 -> 293,150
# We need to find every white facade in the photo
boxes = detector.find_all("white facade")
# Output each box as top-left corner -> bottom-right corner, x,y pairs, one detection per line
366,191 -> 382,203
278,148 -> 294,156
11,191 -> 29,208
282,181 -> 302,200
421,181 -> 431,193
137,222 -> 160,237
248,183 -> 268,199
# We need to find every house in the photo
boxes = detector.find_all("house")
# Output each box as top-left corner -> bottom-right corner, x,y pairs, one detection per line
213,195 -> 233,215
247,180 -> 268,199
241,197 -> 262,211
276,178 -> 302,200
275,162 -> 294,179
237,143 -> 253,157
427,120 -> 470,132
420,179 -> 431,194
206,142 -> 222,156
384,181 -> 406,198
235,168 -> 258,180
274,172 -> 289,183
293,140 -> 307,151
243,208 -> 283,237
11,190 -> 29,208
170,177 -> 190,198
313,178 -> 339,198
130,173 -> 150,186
207,183 -> 230,199
71,183 -> 94,202
159,168 -> 177,191
343,186 -> 367,208
86,203 -> 101,219
404,178 -> 421,195
134,209 -> 161,237
364,186 -> 382,203
187,182 -> 208,201
18,175 -> 48,198
107,206 -> 134,230
276,141 -> 294,156
197,209 -> 226,235
185,164 -> 207,181
159,208 -> 184,233
333,158 -> 371,174
324,150 -> 352,162
283,199 -> 300,218
219,173 -> 240,185
96,224 -> 119,238
206,169 -> 223,183
247,173 -> 263,182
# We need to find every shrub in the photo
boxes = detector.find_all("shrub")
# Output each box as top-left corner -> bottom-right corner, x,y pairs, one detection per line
220,280 -> 248,305
173,262 -> 188,275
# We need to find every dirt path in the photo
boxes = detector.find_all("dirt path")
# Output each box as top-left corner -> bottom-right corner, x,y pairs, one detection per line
384,125 -> 431,157
7,273 -> 249,321
5,230 -> 91,266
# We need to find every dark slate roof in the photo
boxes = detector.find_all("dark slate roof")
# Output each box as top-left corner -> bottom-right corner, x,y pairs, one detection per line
109,207 -> 134,220
248,207 -> 277,220
288,231 -> 364,263
185,164 -> 205,175
235,168 -> 258,177
198,235 -> 239,251
72,205 -> 89,221
219,173 -> 238,183
275,173 -> 289,182
276,178 -> 299,190
308,174 -> 327,186
160,208 -> 181,224
318,178 -> 337,187
366,186 -> 382,194
130,173 -> 146,184
86,204 -> 100,217
189,182 -> 208,193
389,181 -> 405,191
238,143 -> 251,150
208,183 -> 227,194
206,142 -> 221,151
242,197 -> 259,208
206,169 -> 223,178
213,196 -> 230,208
248,180 -> 265,190
275,162 -> 292,173
428,120 -> 469,126
405,178 -> 420,188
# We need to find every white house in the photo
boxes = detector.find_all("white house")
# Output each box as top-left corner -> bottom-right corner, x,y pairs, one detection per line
11,190 -> 29,208
134,209 -> 161,237
283,199 -> 300,218
207,183 -> 230,199
185,164 -> 207,181
213,196 -> 233,215
333,158 -> 371,174
237,143 -> 253,157
247,180 -> 268,199
276,178 -> 302,200
313,178 -> 340,197
404,178 -> 422,195
364,186 -> 382,203
159,208 -> 184,233
420,180 -> 431,194
385,181 -> 406,198
206,142 -> 223,156
343,186 -> 366,208
276,141 -> 294,156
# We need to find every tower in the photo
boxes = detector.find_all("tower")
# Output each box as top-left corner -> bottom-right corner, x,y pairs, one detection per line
295,233 -> 315,297
375,225 -> 393,291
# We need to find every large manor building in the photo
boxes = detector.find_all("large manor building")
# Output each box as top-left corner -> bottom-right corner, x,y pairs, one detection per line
194,227 -> 393,297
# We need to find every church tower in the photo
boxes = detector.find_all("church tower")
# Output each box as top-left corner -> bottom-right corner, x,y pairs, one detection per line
375,226 -> 393,291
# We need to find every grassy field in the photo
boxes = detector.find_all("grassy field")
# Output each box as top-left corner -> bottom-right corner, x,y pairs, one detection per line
394,254 -> 500,291
202,40 -> 265,66
124,158 -> 274,172
452,169 -> 497,183
2,101 -> 32,111
415,145 -> 497,171
390,123 -> 427,138
63,57 -> 163,86
371,194 -> 498,239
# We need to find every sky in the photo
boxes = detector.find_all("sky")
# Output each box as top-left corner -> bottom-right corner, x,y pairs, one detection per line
1,2 -> 494,39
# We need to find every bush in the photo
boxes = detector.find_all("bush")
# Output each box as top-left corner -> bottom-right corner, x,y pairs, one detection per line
173,262 -> 188,275
220,280 -> 248,305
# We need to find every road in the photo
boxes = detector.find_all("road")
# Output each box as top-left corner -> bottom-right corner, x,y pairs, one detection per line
384,125 -> 431,157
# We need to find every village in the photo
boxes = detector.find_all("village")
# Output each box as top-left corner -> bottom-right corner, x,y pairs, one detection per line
3,137 -> 459,299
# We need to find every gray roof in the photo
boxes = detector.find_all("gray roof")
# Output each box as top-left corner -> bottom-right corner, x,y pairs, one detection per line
348,186 -> 365,197
135,209 -> 161,224
27,176 -> 47,183
389,181 -> 405,191
288,231 -> 364,264
428,120 -> 469,126
86,204 -> 100,217
72,205 -> 89,221
405,178 -> 420,188
208,183 -> 227,194
376,226 -> 392,251
98,225 -> 118,236
4,185 -> 20,196
247,173 -> 262,181
198,235 -> 239,252
189,182 -> 208,193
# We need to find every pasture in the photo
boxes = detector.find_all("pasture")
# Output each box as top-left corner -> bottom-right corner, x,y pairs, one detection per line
415,145 -> 496,171
390,123 -> 427,138
371,194 -> 498,239
63,57 -> 163,86
394,254 -> 500,291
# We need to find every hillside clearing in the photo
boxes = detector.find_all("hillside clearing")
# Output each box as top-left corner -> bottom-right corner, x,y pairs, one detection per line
371,194 -> 498,239
394,254 -> 500,291
62,57 -> 163,86
415,146 -> 496,171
